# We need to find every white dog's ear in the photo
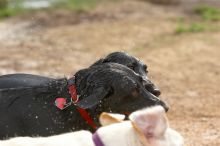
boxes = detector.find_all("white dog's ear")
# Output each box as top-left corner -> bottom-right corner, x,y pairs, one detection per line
99,112 -> 125,126
129,106 -> 168,141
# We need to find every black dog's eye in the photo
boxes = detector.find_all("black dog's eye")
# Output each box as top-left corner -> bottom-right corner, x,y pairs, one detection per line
127,64 -> 135,70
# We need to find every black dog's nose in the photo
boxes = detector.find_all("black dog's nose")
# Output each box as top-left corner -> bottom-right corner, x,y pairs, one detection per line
152,88 -> 161,97
142,78 -> 161,97
144,84 -> 161,97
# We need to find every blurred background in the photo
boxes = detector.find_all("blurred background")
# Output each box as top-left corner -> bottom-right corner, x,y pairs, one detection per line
0,0 -> 219,145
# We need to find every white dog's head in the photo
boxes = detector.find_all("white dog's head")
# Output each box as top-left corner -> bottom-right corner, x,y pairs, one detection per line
99,106 -> 184,146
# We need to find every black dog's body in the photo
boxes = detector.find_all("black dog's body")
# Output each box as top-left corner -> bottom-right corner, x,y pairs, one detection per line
0,78 -> 90,138
0,52 -> 167,139
0,74 -> 54,89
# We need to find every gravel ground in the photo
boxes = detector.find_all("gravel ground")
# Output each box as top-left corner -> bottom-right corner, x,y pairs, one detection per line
0,0 -> 219,145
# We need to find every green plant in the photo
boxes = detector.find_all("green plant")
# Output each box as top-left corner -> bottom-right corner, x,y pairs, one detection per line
176,22 -> 205,34
0,8 -> 14,18
194,5 -> 220,21
0,0 -> 26,19
0,0 -> 106,19
55,0 -> 102,11
0,0 -> 8,9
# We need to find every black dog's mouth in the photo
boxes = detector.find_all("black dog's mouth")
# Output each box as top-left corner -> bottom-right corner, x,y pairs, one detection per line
160,100 -> 169,112
148,92 -> 169,112
122,112 -> 131,116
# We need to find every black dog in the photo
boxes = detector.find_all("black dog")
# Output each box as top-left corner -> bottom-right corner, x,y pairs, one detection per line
0,52 -> 165,138
0,52 -> 161,97
0,63 -> 168,139
91,52 -> 161,96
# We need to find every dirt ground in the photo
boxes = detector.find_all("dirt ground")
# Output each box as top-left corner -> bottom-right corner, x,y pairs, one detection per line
0,0 -> 219,145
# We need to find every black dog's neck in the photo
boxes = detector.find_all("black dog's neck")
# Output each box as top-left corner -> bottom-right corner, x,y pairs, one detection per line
48,75 -> 111,131
64,76 -> 102,131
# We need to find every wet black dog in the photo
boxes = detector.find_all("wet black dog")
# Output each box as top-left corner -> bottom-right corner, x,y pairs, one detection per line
91,52 -> 161,96
0,52 -> 161,97
0,52 -> 166,139
0,63 -> 168,139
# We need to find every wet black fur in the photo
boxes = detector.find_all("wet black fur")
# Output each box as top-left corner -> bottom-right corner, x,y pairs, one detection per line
0,52 -> 167,139
0,52 -> 161,96
91,52 -> 161,96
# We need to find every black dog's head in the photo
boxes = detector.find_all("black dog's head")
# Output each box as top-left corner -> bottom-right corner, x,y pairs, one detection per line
91,52 -> 161,97
75,63 -> 169,114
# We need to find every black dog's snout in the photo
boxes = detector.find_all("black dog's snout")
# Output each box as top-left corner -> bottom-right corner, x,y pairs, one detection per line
142,78 -> 161,97
159,100 -> 169,112
140,86 -> 169,112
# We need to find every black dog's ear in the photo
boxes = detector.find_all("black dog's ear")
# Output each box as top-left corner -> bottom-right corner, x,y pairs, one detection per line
75,87 -> 110,109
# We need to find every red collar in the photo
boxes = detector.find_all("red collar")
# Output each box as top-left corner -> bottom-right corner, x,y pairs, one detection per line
54,77 -> 97,130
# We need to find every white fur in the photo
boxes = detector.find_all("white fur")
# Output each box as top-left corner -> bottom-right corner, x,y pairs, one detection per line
0,131 -> 94,146
0,106 -> 184,146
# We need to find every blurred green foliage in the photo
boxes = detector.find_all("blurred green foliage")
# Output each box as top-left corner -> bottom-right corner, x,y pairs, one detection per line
0,0 -> 104,19
175,20 -> 219,34
64,0 -> 101,11
0,0 -> 8,8
175,5 -> 220,34
176,22 -> 205,34
194,5 -> 220,21
0,0 -> 25,19
0,8 -> 16,18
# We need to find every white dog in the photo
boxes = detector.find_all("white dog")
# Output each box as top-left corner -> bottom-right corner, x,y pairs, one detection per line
0,106 -> 184,146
